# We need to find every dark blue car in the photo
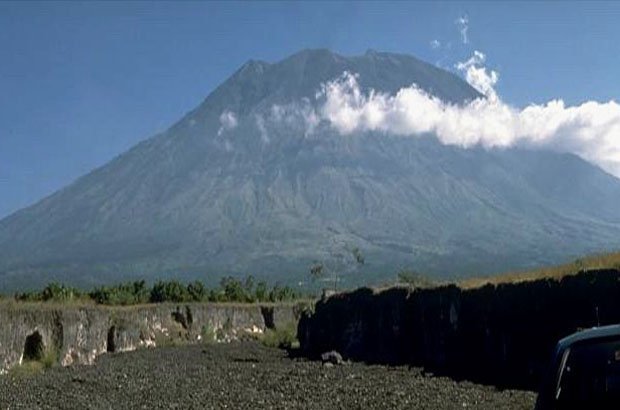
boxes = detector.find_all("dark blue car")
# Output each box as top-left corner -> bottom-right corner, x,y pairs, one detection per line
536,324 -> 620,409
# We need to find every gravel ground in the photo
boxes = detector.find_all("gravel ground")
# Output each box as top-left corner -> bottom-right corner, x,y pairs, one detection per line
0,342 -> 536,410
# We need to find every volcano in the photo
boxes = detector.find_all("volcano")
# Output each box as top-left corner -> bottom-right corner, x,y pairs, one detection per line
2,49 -> 620,290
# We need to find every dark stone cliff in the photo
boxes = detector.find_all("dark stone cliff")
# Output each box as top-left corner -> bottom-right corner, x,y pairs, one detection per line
298,269 -> 620,390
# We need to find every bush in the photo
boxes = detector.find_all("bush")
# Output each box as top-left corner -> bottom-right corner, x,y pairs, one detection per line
40,350 -> 57,369
268,283 -> 301,302
41,283 -> 81,301
201,324 -> 216,344
11,276 -> 308,306
14,283 -> 82,303
254,281 -> 268,302
187,280 -> 206,302
220,276 -> 250,302
150,280 -> 189,303
8,361 -> 44,378
9,349 -> 57,378
89,280 -> 149,305
260,323 -> 298,349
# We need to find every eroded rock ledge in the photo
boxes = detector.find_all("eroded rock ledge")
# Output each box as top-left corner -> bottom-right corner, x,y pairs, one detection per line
298,269 -> 620,391
0,302 -> 306,373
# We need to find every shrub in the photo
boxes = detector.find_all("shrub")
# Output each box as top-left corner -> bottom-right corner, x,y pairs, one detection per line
268,283 -> 301,302
14,283 -> 83,303
11,275 -> 308,305
89,280 -> 150,305
260,323 -> 298,349
150,280 -> 189,303
40,350 -> 57,369
201,325 -> 216,344
41,283 -> 82,302
220,276 -> 249,302
254,281 -> 268,302
187,280 -> 206,302
8,349 -> 56,378
8,361 -> 44,378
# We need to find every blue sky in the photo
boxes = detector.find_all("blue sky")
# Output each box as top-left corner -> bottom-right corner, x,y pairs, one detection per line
1,1 -> 620,218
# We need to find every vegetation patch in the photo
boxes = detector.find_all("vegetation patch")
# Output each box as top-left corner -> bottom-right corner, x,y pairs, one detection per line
10,275 -> 307,306
8,360 -> 44,378
9,350 -> 57,378
201,325 -> 216,344
153,321 -> 188,348
14,283 -> 89,304
260,322 -> 298,349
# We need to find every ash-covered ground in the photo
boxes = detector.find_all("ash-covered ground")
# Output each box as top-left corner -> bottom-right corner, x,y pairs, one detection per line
0,342 -> 536,409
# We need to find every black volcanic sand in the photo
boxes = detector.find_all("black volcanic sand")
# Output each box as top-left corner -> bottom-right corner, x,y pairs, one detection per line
0,342 -> 536,409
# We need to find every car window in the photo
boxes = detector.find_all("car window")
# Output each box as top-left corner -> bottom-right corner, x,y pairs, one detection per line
555,338 -> 620,408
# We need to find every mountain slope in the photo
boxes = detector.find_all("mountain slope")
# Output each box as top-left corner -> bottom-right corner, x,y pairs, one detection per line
2,49 -> 620,290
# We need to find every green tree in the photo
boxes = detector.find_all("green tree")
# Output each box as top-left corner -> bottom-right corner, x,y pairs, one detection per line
187,280 -> 206,302
309,239 -> 365,292
254,281 -> 268,302
150,280 -> 189,303
243,275 -> 256,303
220,277 -> 246,302
40,283 -> 81,302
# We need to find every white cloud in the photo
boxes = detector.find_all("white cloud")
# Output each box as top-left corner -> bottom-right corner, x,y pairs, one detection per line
217,110 -> 238,136
456,15 -> 469,44
311,56 -> 620,177
430,39 -> 441,49
255,114 -> 270,144
271,99 -> 319,136
455,50 -> 499,101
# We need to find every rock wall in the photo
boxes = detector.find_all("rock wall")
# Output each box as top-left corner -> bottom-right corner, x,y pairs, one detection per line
0,302 -> 306,373
298,269 -> 620,390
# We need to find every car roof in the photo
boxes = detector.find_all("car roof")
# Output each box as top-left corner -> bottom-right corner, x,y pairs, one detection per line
558,324 -> 620,349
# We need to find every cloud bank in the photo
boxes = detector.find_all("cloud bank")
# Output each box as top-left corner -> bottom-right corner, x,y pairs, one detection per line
312,52 -> 620,177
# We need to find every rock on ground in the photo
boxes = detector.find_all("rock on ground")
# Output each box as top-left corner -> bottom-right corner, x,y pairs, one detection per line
0,342 -> 536,409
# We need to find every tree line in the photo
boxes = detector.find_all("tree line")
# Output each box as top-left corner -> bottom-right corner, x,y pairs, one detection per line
12,276 -> 306,305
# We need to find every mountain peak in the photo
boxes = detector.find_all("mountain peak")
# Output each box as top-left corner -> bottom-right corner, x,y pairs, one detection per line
287,48 -> 340,59
5,48 -> 617,291
196,48 -> 481,121
238,59 -> 270,73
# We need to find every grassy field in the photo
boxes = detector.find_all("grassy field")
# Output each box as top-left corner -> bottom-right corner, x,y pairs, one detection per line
459,251 -> 620,289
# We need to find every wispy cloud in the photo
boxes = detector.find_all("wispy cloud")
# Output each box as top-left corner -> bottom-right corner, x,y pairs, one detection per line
455,51 -> 499,101
255,114 -> 270,144
430,39 -> 441,50
287,53 -> 620,177
217,110 -> 238,136
455,15 -> 469,45
270,99 -> 320,136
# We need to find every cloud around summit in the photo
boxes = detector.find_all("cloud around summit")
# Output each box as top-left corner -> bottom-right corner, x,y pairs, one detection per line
275,51 -> 620,178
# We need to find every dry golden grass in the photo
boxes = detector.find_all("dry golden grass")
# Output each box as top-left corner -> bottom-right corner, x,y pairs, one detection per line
459,251 -> 620,290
